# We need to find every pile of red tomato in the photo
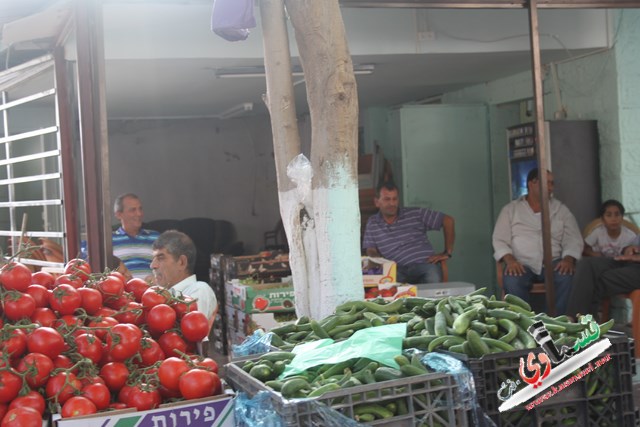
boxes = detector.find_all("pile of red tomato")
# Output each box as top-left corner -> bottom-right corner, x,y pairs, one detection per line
0,258 -> 222,426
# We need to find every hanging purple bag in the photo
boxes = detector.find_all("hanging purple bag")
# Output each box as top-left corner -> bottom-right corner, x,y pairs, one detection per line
211,0 -> 256,42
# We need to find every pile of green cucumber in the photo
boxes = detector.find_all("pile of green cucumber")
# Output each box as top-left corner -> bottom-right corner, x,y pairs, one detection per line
240,351 -> 442,422
268,288 -> 613,358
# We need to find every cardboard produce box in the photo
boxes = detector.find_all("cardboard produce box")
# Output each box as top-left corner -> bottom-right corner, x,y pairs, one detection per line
364,283 -> 417,300
52,394 -> 234,427
230,279 -> 295,313
361,256 -> 397,285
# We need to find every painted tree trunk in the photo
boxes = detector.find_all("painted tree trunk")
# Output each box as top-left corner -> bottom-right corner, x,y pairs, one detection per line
260,0 -> 320,318
284,0 -> 364,319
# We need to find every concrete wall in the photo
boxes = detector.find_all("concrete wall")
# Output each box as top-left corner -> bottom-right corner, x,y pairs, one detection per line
108,116 -> 281,254
615,10 -> 640,224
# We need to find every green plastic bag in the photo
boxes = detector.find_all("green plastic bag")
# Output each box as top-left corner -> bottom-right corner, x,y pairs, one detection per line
280,323 -> 407,379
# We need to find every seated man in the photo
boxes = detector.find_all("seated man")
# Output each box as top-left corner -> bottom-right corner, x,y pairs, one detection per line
151,230 -> 218,322
492,168 -> 583,315
567,235 -> 640,318
112,193 -> 159,281
362,181 -> 455,284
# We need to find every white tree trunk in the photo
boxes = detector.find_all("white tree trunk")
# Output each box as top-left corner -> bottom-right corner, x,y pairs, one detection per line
260,0 -> 319,318
285,0 -> 364,319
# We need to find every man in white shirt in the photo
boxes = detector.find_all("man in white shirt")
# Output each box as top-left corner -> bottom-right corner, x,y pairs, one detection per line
492,168 -> 583,315
150,230 -> 218,323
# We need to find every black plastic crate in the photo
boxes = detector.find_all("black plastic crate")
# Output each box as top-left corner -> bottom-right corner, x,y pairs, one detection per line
226,358 -> 471,426
439,332 -> 636,426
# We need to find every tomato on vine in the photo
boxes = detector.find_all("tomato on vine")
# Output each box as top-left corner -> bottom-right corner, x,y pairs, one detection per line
158,331 -> 187,358
61,396 -> 97,418
8,391 -> 46,415
25,284 -> 49,308
158,357 -> 189,392
180,311 -> 209,342
64,258 -> 92,282
30,271 -> 55,289
1,406 -> 42,427
0,370 -> 22,404
26,327 -> 65,360
0,262 -> 32,292
106,323 -> 142,361
49,284 -> 82,315
45,372 -> 82,405
2,292 -> 36,321
15,353 -> 54,389
99,362 -> 129,392
146,304 -> 176,336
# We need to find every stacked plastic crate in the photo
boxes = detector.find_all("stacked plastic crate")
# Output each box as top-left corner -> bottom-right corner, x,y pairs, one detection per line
210,251 -> 292,356
443,331 -> 637,426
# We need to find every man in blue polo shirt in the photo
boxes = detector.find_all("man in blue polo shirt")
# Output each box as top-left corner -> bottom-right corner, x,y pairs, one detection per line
363,181 -> 455,284
112,193 -> 159,281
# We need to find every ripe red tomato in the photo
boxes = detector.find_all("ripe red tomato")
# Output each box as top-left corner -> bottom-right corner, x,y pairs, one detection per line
54,274 -> 84,290
146,304 -> 176,335
97,276 -> 124,298
114,301 -> 144,325
138,337 -> 165,367
2,291 -> 36,321
106,324 -> 142,361
0,404 -> 7,424
171,296 -> 198,319
0,406 -> 42,427
180,311 -> 210,342
158,357 -> 189,391
0,329 -> 27,358
49,284 -> 82,315
178,369 -> 217,399
8,391 -> 46,415
78,375 -> 106,389
16,353 -> 54,388
158,331 -> 188,358
141,286 -> 172,308
53,314 -> 83,331
104,292 -> 134,311
118,384 -> 134,403
64,258 -> 92,282
126,385 -> 161,411
125,278 -> 150,302
27,327 -> 65,360
46,372 -> 82,404
25,284 -> 50,307
99,362 -> 129,392
61,396 -> 97,418
77,287 -> 103,315
75,334 -> 103,364
94,306 -> 117,317
52,354 -> 75,372
30,271 -> 55,289
81,383 -> 111,410
88,316 -> 119,341
0,370 -> 21,403
0,262 -> 31,292
109,271 -> 127,283
30,307 -> 57,327
195,357 -> 219,374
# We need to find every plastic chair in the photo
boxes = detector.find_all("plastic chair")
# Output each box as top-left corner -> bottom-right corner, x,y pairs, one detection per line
585,218 -> 640,357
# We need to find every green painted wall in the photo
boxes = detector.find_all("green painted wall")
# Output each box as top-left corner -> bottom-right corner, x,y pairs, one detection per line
615,10 -> 640,224
392,105 -> 495,290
